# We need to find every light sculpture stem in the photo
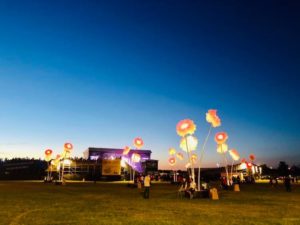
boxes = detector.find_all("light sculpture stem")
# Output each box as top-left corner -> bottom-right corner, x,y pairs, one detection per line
185,136 -> 194,182
197,125 -> 212,190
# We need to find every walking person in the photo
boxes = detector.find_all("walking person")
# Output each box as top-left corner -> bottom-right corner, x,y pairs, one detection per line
143,174 -> 151,199
284,176 -> 291,192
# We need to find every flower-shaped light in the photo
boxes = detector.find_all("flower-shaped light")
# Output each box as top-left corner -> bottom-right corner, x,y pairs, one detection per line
123,146 -> 130,155
169,148 -> 176,155
168,157 -> 176,166
214,132 -> 228,144
206,109 -> 221,128
217,143 -> 228,154
180,135 -> 198,152
131,153 -> 141,163
61,150 -> 70,159
176,119 -> 196,137
64,143 -> 73,152
191,153 -> 198,164
249,154 -> 255,161
185,162 -> 191,168
133,137 -> 144,149
241,158 -> 247,163
176,152 -> 184,160
229,149 -> 240,161
45,149 -> 53,156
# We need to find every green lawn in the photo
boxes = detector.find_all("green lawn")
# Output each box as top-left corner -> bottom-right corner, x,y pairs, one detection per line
0,181 -> 299,225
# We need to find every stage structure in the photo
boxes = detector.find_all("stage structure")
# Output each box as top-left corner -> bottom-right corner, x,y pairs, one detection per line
83,147 -> 158,175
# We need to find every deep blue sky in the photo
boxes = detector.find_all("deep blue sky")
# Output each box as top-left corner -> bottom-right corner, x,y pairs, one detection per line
0,0 -> 299,168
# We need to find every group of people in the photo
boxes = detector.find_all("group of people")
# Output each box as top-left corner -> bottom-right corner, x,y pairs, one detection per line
178,178 -> 198,199
134,174 -> 152,199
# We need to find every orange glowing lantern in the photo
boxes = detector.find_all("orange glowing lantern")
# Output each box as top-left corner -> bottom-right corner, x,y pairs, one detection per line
214,132 -> 228,144
191,153 -> 198,164
217,144 -> 228,154
176,119 -> 196,137
169,148 -> 176,155
249,154 -> 255,161
206,109 -> 221,127
133,137 -> 144,149
168,157 -> 176,166
180,135 -> 198,152
229,149 -> 240,161
123,146 -> 130,155
241,158 -> 247,163
131,153 -> 141,163
176,152 -> 184,160
64,143 -> 73,152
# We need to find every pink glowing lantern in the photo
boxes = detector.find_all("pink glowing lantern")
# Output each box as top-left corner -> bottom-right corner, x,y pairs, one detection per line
249,154 -> 256,161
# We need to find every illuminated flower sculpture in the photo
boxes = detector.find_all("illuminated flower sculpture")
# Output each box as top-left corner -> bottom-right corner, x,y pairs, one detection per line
168,157 -> 176,166
44,149 -> 53,162
123,146 -> 130,155
176,119 -> 196,137
179,135 -> 198,152
133,137 -> 144,149
191,153 -> 198,164
206,109 -> 221,128
249,154 -> 255,162
64,143 -> 73,152
229,149 -> 240,161
229,149 -> 240,178
217,144 -> 228,154
176,152 -> 184,160
215,132 -> 230,185
169,148 -> 176,155
215,132 -> 228,144
131,153 -> 141,163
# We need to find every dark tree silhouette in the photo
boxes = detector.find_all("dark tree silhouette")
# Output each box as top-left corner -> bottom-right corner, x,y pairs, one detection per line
277,161 -> 289,177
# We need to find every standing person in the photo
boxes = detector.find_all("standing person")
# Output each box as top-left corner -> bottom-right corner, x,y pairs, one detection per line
144,174 -> 151,199
284,176 -> 291,192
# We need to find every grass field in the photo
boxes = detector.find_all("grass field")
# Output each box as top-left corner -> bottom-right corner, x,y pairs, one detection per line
0,181 -> 299,225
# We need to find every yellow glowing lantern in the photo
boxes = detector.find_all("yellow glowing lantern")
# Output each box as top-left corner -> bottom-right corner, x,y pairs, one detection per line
176,119 -> 196,137
206,109 -> 221,127
169,148 -> 176,155
185,162 -> 191,168
168,157 -> 176,166
214,132 -> 228,144
229,149 -> 240,161
176,152 -> 184,160
191,153 -> 198,164
123,146 -> 130,155
133,137 -> 144,149
131,153 -> 141,163
64,143 -> 73,152
61,150 -> 70,159
217,143 -> 228,154
180,135 -> 198,152
249,154 -> 256,161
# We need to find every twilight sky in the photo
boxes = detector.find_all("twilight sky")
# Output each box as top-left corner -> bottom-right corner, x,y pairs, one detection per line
0,0 -> 299,169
